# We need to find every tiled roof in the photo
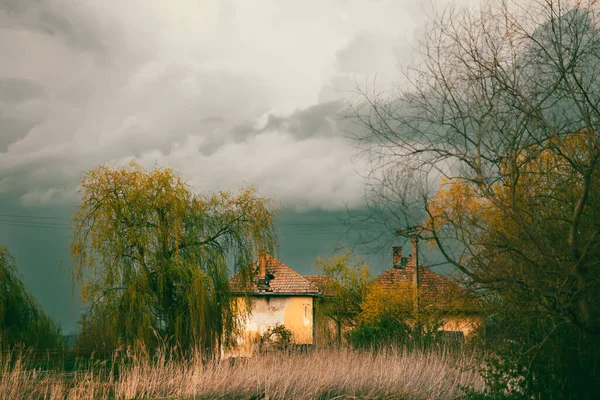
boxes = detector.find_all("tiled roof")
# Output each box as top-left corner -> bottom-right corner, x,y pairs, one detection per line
304,275 -> 337,297
372,260 -> 417,288
230,254 -> 319,295
372,262 -> 481,312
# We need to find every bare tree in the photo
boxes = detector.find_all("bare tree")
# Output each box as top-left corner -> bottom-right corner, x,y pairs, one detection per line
354,0 -> 600,338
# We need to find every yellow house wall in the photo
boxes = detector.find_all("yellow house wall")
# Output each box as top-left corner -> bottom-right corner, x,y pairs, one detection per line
283,296 -> 313,344
225,296 -> 313,357
440,315 -> 484,338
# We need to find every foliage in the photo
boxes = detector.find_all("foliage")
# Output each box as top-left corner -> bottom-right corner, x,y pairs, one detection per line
471,291 -> 600,399
312,251 -> 370,345
429,133 -> 600,398
71,161 -> 278,357
355,1 -> 600,396
428,134 -> 600,319
349,282 -> 446,349
0,246 -> 63,349
359,282 -> 416,326
347,313 -> 412,350
314,252 -> 468,349
260,324 -> 293,351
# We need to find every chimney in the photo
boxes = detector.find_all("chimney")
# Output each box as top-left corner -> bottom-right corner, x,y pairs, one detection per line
258,252 -> 267,277
393,246 -> 403,268
256,252 -> 273,292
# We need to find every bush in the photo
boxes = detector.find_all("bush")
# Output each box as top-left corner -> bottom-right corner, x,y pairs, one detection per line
465,306 -> 600,400
260,324 -> 293,352
347,314 -> 412,349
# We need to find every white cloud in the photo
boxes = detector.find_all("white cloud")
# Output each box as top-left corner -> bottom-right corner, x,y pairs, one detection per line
0,0 -> 450,211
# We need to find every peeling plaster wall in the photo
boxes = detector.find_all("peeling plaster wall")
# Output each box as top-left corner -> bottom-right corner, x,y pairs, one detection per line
226,296 -> 314,357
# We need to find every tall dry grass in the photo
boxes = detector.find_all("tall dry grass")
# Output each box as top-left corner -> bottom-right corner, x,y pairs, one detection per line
0,347 -> 484,399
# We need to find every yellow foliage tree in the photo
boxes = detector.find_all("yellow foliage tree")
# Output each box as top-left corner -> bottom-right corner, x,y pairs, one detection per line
357,281 -> 472,346
427,133 -> 600,334
359,282 -> 416,326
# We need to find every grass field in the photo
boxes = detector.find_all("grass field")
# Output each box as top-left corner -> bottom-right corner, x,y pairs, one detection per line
0,347 -> 484,399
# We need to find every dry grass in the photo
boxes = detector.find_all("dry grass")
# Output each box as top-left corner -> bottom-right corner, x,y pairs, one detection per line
0,347 -> 484,399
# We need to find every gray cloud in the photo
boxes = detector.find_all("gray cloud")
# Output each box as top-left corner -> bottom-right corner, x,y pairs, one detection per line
0,115 -> 40,152
0,78 -> 44,103
0,0 -> 442,212
262,100 -> 346,140
335,31 -> 399,74
0,0 -> 109,57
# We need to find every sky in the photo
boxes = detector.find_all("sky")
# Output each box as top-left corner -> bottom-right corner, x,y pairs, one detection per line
0,0 -> 475,333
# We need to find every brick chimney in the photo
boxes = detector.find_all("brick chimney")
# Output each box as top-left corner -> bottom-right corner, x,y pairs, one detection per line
256,252 -> 272,292
257,252 -> 267,277
393,246 -> 403,268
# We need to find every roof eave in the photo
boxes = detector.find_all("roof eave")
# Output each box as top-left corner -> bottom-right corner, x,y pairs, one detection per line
231,292 -> 322,297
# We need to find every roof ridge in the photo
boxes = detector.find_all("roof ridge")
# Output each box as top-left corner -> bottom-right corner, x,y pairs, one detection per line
230,254 -> 319,294
265,255 -> 319,292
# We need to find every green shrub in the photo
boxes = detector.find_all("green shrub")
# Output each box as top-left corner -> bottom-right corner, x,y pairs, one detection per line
465,310 -> 600,400
260,324 -> 293,351
347,315 -> 412,349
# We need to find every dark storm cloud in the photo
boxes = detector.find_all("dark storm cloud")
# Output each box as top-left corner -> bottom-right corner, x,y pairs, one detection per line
262,100 -> 346,140
231,100 -> 359,145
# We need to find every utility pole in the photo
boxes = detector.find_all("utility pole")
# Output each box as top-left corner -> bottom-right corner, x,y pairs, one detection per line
411,236 -> 419,315
395,226 -> 422,316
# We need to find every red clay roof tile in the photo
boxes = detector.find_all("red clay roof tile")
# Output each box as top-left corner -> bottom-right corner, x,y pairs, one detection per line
230,254 -> 319,295
304,275 -> 337,297
372,262 -> 481,312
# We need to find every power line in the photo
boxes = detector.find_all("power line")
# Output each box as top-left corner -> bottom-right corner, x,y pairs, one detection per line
0,218 -> 70,226
0,221 -> 71,230
0,213 -> 70,220
0,213 -> 378,234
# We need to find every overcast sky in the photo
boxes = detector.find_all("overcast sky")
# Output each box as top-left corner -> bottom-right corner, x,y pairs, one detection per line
0,0 -> 476,332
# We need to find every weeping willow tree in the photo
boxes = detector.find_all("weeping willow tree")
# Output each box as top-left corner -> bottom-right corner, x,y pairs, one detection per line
71,161 -> 277,357
0,246 -> 63,349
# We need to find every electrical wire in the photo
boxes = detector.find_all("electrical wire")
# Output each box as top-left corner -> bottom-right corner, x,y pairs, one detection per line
0,213 -> 377,235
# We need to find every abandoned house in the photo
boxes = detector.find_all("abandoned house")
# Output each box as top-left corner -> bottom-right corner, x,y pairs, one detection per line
372,238 -> 484,340
226,254 -> 320,357
306,239 -> 484,344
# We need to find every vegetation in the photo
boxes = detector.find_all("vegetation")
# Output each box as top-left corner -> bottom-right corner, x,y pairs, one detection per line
312,251 -> 370,346
0,346 -> 484,400
0,246 -> 63,350
349,282 -> 443,349
355,0 -> 600,397
314,252 -> 472,349
260,324 -> 293,351
71,161 -> 278,357
7,1 -> 600,398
